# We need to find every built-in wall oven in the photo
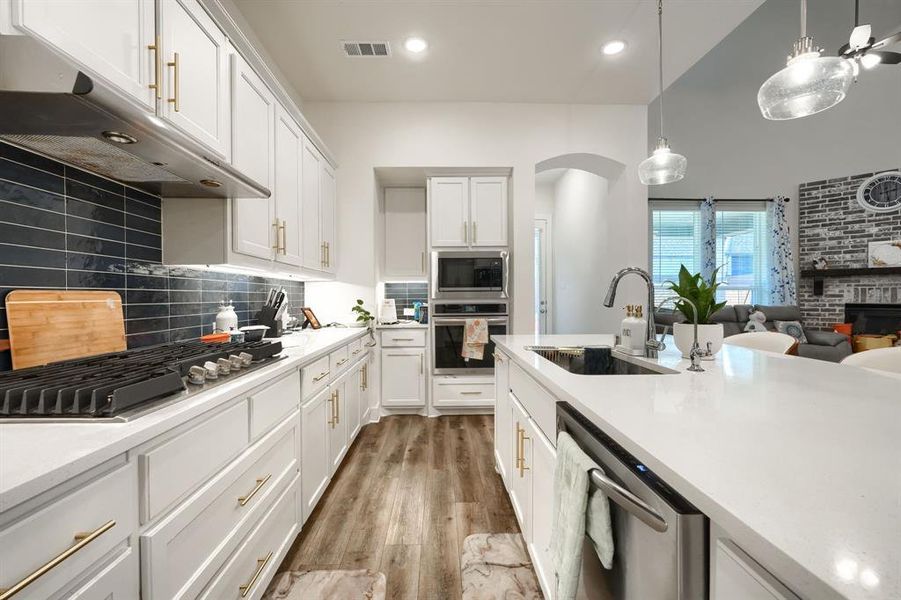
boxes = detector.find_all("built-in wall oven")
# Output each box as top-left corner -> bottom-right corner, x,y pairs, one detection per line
556,402 -> 708,599
432,303 -> 508,375
431,250 -> 509,300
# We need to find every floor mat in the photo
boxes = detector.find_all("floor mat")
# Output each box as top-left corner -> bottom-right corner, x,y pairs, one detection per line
262,569 -> 386,599
461,533 -> 543,599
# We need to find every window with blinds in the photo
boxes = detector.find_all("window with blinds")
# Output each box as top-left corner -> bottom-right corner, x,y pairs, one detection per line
650,202 -> 770,307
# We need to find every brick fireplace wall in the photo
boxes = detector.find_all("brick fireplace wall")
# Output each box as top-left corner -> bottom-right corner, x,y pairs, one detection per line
798,169 -> 901,330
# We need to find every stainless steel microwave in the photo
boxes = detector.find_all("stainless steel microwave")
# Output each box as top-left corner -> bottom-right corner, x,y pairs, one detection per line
431,251 -> 509,300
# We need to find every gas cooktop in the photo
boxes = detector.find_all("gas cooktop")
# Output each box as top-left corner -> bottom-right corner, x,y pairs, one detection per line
0,339 -> 283,422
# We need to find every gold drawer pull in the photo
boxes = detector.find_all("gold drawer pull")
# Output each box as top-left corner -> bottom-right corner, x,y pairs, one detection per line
460,391 -> 483,395
237,474 -> 272,507
167,52 -> 179,111
313,371 -> 329,382
352,348 -> 362,355
0,520 -> 115,600
392,337 -> 415,342
336,358 -> 348,366
271,219 -> 280,252
239,551 -> 273,597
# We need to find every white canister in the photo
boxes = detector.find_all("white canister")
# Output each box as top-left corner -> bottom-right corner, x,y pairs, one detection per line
215,302 -> 239,332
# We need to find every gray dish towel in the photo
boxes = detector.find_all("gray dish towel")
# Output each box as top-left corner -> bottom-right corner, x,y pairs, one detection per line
549,431 -> 614,600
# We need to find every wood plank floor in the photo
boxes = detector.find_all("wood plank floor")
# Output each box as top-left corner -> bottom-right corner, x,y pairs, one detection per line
271,415 -> 525,599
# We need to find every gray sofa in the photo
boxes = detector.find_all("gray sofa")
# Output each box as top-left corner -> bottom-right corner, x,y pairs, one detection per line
655,304 -> 852,362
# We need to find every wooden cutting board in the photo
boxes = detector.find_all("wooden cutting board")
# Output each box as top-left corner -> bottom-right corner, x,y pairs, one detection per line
6,290 -> 126,369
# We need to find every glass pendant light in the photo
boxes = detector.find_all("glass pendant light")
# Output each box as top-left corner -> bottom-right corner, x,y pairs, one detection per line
758,0 -> 854,120
639,0 -> 686,186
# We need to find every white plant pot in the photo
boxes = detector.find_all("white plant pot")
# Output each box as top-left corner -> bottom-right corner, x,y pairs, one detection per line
673,323 -> 724,360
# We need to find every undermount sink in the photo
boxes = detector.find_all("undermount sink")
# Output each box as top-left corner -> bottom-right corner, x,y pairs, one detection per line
526,345 -> 672,375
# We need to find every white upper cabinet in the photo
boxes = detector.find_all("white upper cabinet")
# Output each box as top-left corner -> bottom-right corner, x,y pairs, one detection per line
430,176 -> 507,248
320,162 -> 337,273
301,137 -> 323,271
230,52 -> 275,261
429,177 -> 470,247
11,0 -> 157,110
273,104 -> 303,267
470,177 -> 508,246
384,188 -> 427,279
159,0 -> 231,159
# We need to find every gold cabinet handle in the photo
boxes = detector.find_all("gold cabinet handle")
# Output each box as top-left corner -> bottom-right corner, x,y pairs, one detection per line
419,354 -> 424,375
0,520 -> 115,600
336,358 -> 348,366
325,242 -> 330,267
518,426 -> 530,478
327,391 -> 335,427
313,371 -> 329,382
272,219 -> 280,252
167,52 -> 179,111
237,474 -> 271,507
321,241 -> 326,267
463,220 -> 468,244
148,36 -> 161,99
238,551 -> 273,597
352,348 -> 362,355
335,389 -> 340,424
493,352 -> 504,362
461,391 -> 483,395
514,422 -> 521,469
473,221 -> 477,244
279,220 -> 287,254
421,251 -> 425,273
362,364 -> 368,390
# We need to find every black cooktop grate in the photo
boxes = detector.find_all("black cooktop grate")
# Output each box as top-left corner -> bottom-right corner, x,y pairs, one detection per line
0,340 -> 282,418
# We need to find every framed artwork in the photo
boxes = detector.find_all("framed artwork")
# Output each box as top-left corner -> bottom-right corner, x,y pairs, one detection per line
868,240 -> 901,268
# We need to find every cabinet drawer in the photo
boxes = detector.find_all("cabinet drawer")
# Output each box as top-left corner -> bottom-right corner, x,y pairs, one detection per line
198,475 -> 300,600
141,400 -> 249,522
250,371 -> 300,440
432,378 -> 495,408
329,345 -> 350,375
0,463 -> 138,600
63,546 -> 139,600
301,355 -> 331,399
509,363 -> 556,445
348,337 -> 365,360
141,415 -> 299,600
381,329 -> 426,347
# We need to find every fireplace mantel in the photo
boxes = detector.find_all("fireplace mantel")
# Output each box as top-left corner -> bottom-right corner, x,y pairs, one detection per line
801,267 -> 901,278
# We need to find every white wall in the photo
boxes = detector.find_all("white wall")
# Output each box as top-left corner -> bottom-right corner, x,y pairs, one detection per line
550,169 -> 612,334
304,102 -> 649,334
647,0 -> 901,271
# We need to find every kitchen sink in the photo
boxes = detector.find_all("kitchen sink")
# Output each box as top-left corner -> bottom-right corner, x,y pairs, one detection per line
526,345 -> 672,375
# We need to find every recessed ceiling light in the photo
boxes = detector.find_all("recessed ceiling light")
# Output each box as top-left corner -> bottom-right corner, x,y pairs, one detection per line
404,37 -> 428,53
602,40 -> 627,56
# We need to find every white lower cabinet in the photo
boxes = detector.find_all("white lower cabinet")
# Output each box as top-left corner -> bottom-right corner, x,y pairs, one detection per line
346,361 -> 363,440
301,385 -> 331,522
381,348 -> 426,407
64,546 -> 140,600
508,395 -> 532,539
526,416 -> 556,598
494,351 -> 512,483
712,537 -> 799,600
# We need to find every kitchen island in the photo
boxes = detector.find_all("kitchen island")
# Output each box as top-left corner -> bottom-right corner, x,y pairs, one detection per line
492,334 -> 900,600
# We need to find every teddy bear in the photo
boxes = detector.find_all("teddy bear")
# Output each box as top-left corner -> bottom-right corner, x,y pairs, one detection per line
744,310 -> 768,333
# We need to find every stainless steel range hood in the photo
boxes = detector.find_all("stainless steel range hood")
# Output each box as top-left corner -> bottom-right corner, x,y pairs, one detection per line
0,36 -> 270,199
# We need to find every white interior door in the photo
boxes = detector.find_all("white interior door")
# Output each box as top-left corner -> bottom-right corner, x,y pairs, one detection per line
470,177 -> 508,246
534,217 -> 551,334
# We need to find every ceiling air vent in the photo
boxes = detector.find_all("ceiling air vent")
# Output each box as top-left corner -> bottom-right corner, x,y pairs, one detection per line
342,41 -> 391,57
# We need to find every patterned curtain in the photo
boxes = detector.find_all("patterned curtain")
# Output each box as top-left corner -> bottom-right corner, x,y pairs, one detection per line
700,196 -> 717,282
767,195 -> 797,305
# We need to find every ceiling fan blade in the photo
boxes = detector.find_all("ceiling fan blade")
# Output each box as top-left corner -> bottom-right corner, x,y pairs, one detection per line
871,50 -> 901,65
849,24 -> 872,49
870,30 -> 901,50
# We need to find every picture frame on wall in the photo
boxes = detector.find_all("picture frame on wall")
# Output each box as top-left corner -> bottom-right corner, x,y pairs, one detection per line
867,240 -> 901,268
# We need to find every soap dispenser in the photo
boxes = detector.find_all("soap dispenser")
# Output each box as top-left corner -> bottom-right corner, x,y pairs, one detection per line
629,305 -> 648,355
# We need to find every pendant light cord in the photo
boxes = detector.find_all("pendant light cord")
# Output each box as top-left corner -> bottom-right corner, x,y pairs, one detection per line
657,0 -> 665,139
800,0 -> 807,38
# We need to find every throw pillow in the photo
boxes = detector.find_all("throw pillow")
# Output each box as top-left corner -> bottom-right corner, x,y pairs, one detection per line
775,320 -> 808,344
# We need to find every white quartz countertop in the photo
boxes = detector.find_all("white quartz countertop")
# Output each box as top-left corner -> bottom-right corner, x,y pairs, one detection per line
0,328 -> 368,513
492,334 -> 901,600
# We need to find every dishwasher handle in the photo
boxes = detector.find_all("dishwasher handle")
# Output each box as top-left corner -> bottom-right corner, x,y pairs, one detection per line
590,468 -> 668,533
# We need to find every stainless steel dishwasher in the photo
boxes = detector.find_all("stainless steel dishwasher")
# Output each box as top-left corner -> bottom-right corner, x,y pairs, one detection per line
556,402 -> 708,599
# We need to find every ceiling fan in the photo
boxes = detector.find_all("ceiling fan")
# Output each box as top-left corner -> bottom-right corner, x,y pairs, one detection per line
837,0 -> 901,69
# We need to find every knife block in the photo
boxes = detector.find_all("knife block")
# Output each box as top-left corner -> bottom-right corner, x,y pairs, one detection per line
255,307 -> 284,337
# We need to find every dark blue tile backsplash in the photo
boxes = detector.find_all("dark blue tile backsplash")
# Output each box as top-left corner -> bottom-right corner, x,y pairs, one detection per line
384,282 -> 428,311
0,141 -> 304,370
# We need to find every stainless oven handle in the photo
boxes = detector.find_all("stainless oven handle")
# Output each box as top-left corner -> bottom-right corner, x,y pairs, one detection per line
501,251 -> 509,298
589,468 -> 668,533
432,318 -> 508,325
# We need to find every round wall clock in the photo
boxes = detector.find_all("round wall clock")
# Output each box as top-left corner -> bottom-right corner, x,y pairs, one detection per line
856,171 -> 901,213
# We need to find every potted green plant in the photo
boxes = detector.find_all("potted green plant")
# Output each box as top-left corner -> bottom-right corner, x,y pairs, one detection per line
666,265 -> 727,359
351,299 -> 375,329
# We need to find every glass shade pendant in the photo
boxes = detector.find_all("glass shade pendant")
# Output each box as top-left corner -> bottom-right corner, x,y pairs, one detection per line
639,137 -> 687,185
640,0 -> 686,186
757,0 -> 855,120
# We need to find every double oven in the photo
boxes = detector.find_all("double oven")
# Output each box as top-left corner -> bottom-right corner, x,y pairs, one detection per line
430,250 -> 509,375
